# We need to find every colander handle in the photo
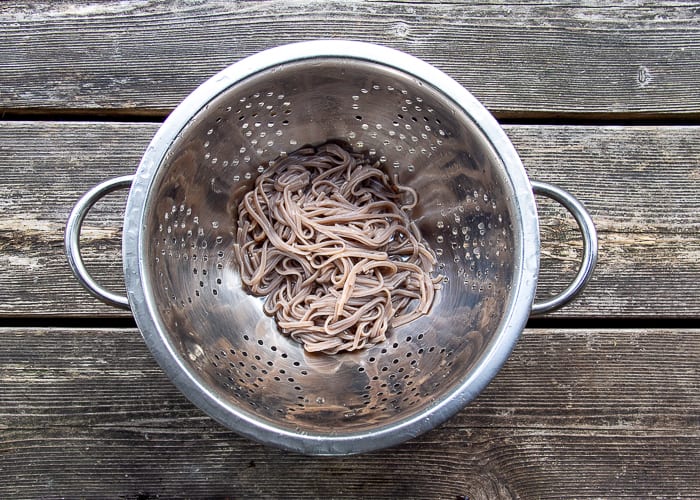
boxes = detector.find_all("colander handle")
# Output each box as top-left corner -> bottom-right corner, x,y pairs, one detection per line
530,180 -> 598,315
65,175 -> 134,310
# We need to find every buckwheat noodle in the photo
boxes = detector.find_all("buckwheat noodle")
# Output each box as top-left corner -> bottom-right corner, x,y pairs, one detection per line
234,143 -> 441,354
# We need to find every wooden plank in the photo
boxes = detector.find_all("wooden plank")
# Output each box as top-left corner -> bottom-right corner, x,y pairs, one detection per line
1,327 -> 697,498
1,1 -> 699,118
1,121 -> 698,318
511,124 -> 700,317
0,121 -> 154,317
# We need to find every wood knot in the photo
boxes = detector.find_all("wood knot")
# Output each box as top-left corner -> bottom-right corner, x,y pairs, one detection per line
637,65 -> 652,88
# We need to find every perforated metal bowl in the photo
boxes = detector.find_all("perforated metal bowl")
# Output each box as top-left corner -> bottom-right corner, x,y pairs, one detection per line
66,40 -> 597,455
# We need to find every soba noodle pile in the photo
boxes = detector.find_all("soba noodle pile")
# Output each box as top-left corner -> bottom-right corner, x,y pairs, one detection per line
234,143 -> 441,354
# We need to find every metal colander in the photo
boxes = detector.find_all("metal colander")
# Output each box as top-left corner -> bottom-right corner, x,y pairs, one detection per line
66,41 -> 597,455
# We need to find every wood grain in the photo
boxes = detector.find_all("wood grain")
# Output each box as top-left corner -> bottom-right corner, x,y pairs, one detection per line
1,1 -> 699,118
1,121 -> 698,318
2,2 -> 696,498
1,327 -> 697,498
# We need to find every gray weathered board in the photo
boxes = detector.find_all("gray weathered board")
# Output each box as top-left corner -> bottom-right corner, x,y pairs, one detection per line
1,122 -> 698,318
1,1 -> 699,118
1,327 -> 697,498
1,1 -> 699,498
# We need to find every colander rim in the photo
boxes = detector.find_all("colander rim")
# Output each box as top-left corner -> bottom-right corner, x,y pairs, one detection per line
122,39 -> 539,455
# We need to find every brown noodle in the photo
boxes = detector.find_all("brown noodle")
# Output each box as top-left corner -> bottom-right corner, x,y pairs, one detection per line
234,143 -> 441,354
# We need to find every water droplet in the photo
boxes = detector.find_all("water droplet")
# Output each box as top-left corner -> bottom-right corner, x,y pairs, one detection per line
436,220 -> 444,229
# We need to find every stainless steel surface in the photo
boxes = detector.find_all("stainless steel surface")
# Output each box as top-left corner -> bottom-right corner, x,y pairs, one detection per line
530,181 -> 598,315
65,175 -> 133,309
66,40 -> 596,455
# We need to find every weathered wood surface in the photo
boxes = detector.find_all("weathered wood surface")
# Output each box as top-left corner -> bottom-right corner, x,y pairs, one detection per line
1,1 -> 699,118
1,327 -> 697,498
1,121 -> 698,318
2,1 -> 698,498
